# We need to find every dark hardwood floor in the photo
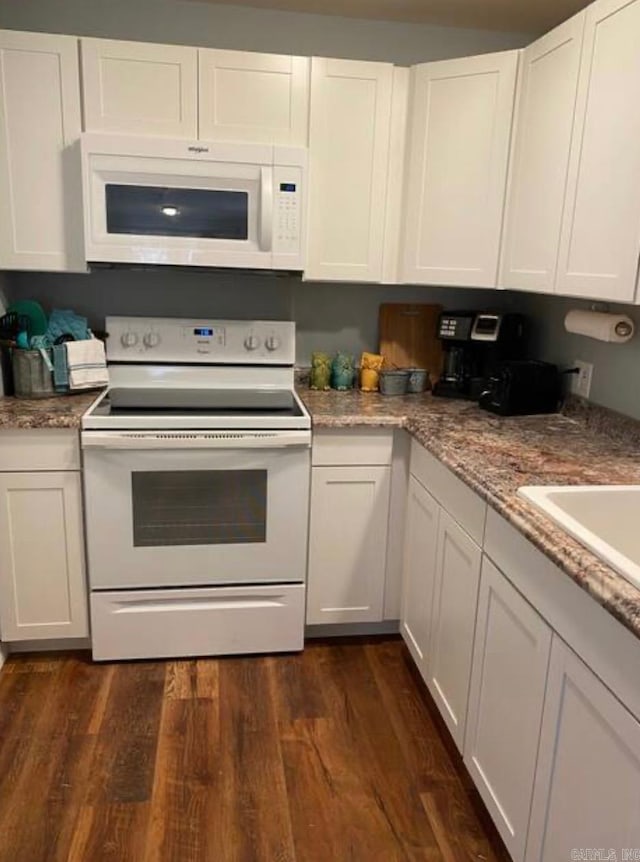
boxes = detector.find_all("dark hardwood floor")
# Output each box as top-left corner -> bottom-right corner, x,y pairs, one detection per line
0,637 -> 510,862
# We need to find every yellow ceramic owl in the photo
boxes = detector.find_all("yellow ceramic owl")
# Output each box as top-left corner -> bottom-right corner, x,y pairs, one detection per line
360,352 -> 385,391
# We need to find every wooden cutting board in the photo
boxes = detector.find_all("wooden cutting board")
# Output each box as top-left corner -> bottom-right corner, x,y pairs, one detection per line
379,303 -> 443,381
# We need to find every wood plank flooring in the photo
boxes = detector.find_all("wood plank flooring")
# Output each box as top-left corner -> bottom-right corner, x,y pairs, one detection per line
0,638 -> 510,862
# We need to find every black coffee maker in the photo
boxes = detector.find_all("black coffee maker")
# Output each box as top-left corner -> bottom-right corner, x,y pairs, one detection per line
433,311 -> 527,400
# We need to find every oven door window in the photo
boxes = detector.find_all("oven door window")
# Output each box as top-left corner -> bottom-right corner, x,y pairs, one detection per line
131,469 -> 266,547
105,184 -> 249,240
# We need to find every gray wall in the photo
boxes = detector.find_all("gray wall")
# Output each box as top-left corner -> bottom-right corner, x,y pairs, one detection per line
502,291 -> 640,420
0,0 -> 531,64
6,270 -> 503,366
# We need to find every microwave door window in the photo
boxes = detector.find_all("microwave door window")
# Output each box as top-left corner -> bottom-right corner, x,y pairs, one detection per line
105,184 -> 249,240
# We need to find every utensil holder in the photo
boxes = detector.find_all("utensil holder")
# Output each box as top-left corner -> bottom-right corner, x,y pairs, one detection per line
12,349 -> 55,398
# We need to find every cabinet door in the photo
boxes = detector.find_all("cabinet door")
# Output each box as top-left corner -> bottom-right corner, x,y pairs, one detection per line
305,57 -> 393,282
199,49 -> 309,145
402,51 -> 518,288
500,13 -> 585,294
306,465 -> 390,624
0,472 -> 88,640
556,0 -> 640,302
400,475 -> 439,675
526,637 -> 640,861
0,30 -> 83,271
81,38 -> 197,137
464,558 -> 552,862
427,509 -> 482,750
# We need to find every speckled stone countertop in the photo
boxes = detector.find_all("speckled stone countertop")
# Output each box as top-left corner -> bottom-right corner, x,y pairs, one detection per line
0,391 -> 101,430
299,388 -> 640,641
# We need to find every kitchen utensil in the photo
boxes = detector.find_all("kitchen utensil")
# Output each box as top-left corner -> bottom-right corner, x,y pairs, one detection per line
379,369 -> 410,396
379,304 -> 443,384
7,300 -> 47,338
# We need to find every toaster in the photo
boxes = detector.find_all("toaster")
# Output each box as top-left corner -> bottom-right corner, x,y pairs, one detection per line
478,360 -> 561,416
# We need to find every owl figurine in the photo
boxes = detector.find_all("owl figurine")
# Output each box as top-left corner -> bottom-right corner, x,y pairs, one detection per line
360,352 -> 385,392
309,352 -> 332,390
331,352 -> 356,391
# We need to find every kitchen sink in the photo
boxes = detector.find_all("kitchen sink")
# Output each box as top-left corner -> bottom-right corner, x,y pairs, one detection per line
517,485 -> 640,591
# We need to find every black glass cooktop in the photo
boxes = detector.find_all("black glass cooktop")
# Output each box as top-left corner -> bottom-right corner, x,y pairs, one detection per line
91,387 -> 304,418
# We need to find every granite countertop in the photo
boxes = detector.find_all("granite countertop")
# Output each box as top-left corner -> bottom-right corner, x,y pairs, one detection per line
0,391 -> 101,430
299,387 -> 640,641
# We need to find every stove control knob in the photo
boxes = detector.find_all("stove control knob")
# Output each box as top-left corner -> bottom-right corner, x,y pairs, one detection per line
265,336 -> 281,352
120,331 -> 139,348
143,332 -> 161,349
244,335 -> 261,351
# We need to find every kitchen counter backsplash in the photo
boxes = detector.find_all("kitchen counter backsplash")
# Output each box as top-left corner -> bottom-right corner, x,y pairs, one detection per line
299,387 -> 640,642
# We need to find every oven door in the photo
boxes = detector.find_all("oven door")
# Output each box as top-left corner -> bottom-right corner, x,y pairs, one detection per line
83,432 -> 310,590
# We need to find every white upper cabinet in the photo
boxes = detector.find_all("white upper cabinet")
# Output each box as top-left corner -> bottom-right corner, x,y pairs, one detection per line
556,0 -> 640,302
80,38 -> 198,138
402,51 -> 519,288
198,49 -> 309,145
500,13 -> 586,294
526,637 -> 640,861
305,57 -> 395,282
0,30 -> 84,271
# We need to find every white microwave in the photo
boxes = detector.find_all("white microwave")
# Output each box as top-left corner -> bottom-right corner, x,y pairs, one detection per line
80,134 -> 307,270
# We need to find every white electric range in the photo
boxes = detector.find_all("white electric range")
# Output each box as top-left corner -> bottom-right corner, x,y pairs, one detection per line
82,316 -> 311,661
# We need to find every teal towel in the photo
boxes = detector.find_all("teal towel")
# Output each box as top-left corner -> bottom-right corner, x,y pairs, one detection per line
52,344 -> 69,392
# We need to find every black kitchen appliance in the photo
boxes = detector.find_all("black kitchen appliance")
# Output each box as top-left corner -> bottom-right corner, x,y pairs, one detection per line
433,311 -> 527,400
479,360 -> 562,416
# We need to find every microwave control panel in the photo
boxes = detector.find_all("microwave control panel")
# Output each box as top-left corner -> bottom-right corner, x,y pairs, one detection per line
273,166 -> 303,256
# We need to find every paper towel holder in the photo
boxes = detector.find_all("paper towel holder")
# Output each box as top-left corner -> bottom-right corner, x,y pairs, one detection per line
564,308 -> 635,343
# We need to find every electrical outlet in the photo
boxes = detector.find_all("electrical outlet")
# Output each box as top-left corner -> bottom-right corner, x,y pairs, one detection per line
570,360 -> 593,399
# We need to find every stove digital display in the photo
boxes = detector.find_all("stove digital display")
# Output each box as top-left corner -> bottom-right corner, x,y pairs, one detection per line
193,327 -> 214,337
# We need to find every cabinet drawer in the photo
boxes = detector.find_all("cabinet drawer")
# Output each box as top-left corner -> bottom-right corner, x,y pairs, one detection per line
91,584 -> 305,661
312,429 -> 394,466
0,429 -> 80,471
410,439 -> 486,545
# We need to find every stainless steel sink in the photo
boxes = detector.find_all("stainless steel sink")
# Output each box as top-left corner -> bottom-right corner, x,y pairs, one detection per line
517,485 -> 640,590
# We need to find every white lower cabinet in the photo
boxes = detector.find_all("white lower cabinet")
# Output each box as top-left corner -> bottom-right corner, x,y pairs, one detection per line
426,509 -> 482,750
526,636 -> 640,861
400,475 -> 439,673
306,464 -> 391,624
0,470 -> 88,640
464,557 -> 552,862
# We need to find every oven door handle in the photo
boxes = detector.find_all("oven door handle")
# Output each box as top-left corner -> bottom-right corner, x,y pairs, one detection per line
81,431 -> 311,450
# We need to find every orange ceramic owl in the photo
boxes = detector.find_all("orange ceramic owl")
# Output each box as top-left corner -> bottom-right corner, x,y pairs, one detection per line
360,352 -> 385,391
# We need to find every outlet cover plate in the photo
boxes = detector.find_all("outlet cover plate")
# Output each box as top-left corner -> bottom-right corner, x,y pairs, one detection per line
571,359 -> 593,398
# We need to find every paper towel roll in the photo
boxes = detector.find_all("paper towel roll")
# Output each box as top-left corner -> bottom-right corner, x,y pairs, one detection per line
564,309 -> 635,343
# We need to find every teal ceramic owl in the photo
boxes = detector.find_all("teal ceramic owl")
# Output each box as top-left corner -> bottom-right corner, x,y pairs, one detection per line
310,352 -> 332,390
331,352 -> 355,390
